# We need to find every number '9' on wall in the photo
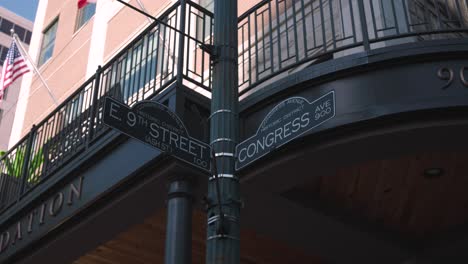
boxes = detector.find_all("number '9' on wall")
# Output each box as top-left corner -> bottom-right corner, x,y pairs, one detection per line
438,67 -> 468,89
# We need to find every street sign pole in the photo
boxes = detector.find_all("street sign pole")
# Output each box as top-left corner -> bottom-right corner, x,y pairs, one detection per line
206,0 -> 240,263
102,97 -> 210,264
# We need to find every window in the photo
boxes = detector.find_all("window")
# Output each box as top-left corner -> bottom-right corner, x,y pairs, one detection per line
25,31 -> 32,45
199,0 -> 213,12
0,45 -> 11,99
76,4 -> 96,30
117,36 -> 161,102
106,29 -> 172,104
0,17 -> 31,44
66,95 -> 84,124
0,45 -> 8,65
13,25 -> 26,41
0,18 -> 13,35
38,19 -> 58,66
197,0 -> 214,41
2,83 -> 10,100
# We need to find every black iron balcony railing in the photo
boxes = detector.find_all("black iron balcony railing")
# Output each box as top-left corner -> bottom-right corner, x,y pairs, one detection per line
238,0 -> 468,94
0,0 -> 213,213
0,0 -> 467,215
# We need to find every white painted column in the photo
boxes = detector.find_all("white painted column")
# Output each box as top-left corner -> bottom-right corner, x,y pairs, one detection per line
85,0 -> 124,76
8,0 -> 49,148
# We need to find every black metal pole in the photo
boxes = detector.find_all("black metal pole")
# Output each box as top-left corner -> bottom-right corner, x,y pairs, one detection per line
206,0 -> 240,263
177,0 -> 187,85
357,0 -> 371,51
87,65 -> 102,145
165,2 -> 191,262
18,124 -> 36,198
165,179 -> 193,264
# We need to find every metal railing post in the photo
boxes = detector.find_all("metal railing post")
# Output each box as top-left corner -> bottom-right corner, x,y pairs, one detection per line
357,0 -> 371,51
177,0 -> 187,86
18,125 -> 37,198
88,65 -> 103,145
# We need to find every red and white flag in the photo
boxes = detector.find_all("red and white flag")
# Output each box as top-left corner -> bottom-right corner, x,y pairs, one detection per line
0,39 -> 30,100
78,0 -> 97,9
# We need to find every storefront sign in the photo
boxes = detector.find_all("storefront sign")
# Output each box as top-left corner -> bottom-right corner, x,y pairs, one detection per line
0,177 -> 84,256
103,97 -> 211,172
236,91 -> 335,170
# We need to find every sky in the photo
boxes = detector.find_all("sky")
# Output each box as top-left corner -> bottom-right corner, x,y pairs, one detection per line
0,0 -> 39,22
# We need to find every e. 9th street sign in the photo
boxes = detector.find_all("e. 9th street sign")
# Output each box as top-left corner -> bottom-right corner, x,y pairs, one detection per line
236,91 -> 335,170
103,97 -> 211,172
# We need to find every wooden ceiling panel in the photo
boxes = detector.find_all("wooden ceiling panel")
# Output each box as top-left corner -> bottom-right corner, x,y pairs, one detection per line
442,153 -> 468,228
74,210 -> 321,264
354,161 -> 381,218
406,153 -> 451,236
290,151 -> 468,240
378,157 -> 409,229
73,151 -> 468,263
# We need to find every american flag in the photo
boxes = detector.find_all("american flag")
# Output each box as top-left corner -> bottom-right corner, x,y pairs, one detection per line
78,0 -> 97,9
0,39 -> 30,100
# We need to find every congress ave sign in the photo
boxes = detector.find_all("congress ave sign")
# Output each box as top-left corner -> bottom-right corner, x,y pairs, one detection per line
236,91 -> 336,170
103,97 -> 211,172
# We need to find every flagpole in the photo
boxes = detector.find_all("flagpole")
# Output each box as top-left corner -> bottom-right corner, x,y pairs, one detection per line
115,0 -> 191,41
115,0 -> 159,22
12,31 -> 58,106
134,0 -> 153,23
114,0 -> 211,55
132,0 -> 176,63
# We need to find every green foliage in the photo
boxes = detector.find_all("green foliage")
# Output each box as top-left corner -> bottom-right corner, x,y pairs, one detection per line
0,147 -> 44,184
27,148 -> 44,183
0,149 -> 24,178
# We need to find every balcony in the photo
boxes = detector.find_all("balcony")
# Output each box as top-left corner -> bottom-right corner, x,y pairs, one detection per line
0,0 -> 467,216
